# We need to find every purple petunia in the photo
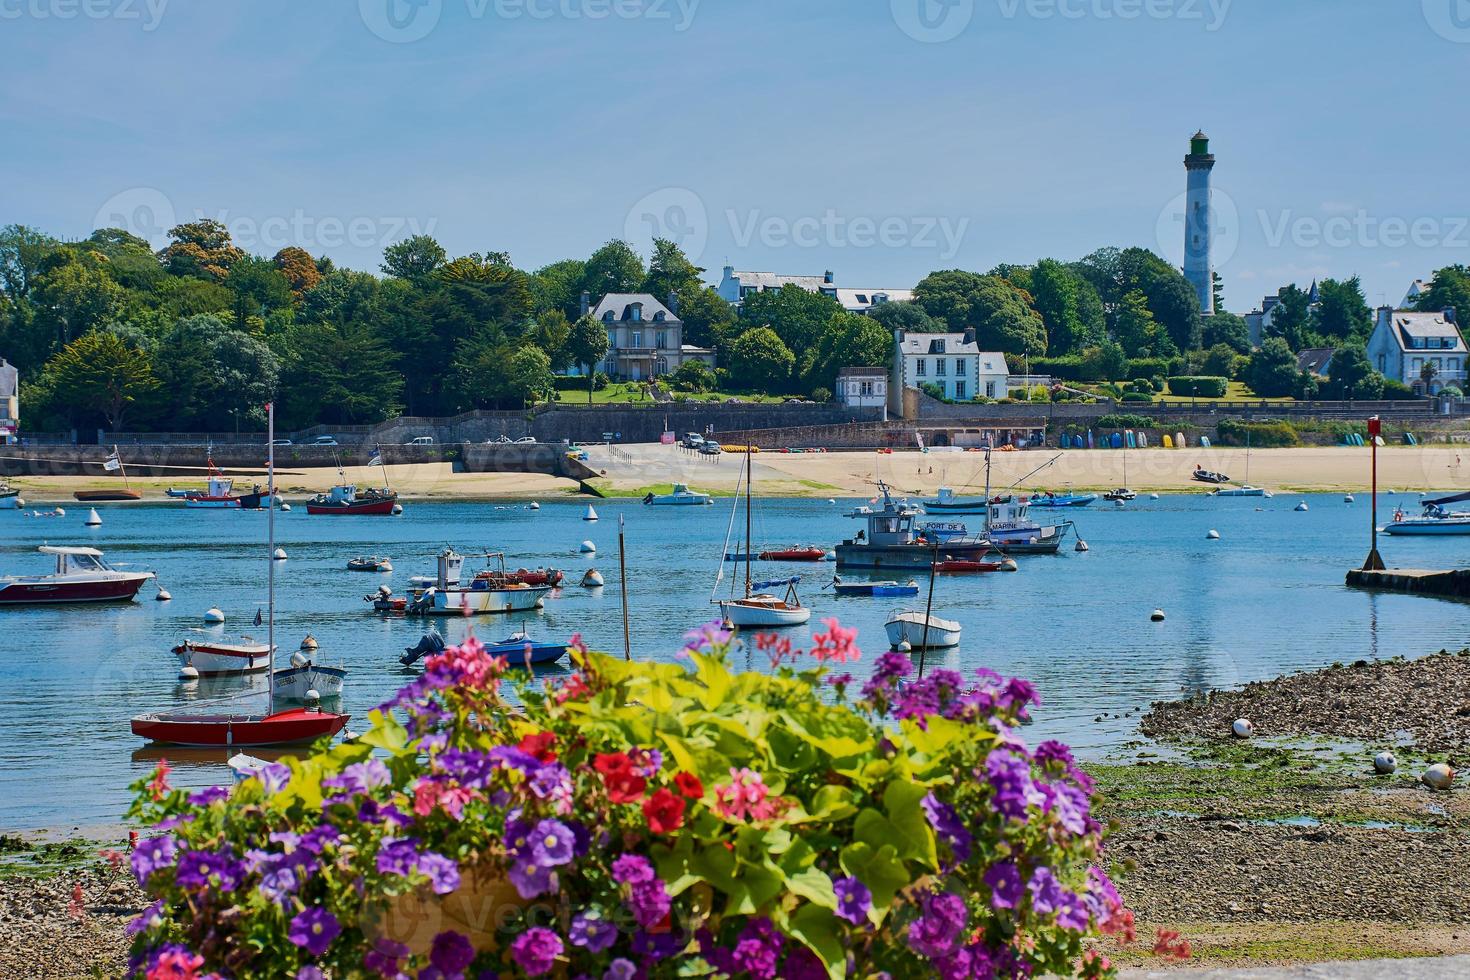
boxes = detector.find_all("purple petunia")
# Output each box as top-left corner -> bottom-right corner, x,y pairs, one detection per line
510,926 -> 563,977
1038,780 -> 1091,835
983,860 -> 1023,910
187,785 -> 230,807
258,867 -> 298,906
129,835 -> 175,885
1027,866 -> 1064,916
418,851 -> 461,895
628,879 -> 671,928
569,911 -> 618,952
907,891 -> 967,959
296,968 -> 324,980
258,762 -> 292,794
1056,890 -> 1091,932
376,838 -> 421,877
488,745 -> 543,774
985,748 -> 1042,822
632,929 -> 681,960
833,876 -> 872,925
604,958 -> 636,980
363,938 -> 410,977
508,856 -> 557,899
323,759 -> 391,797
288,907 -> 341,957
528,763 -> 572,802
610,853 -> 654,884
124,899 -> 163,937
921,792 -> 973,863
430,930 -> 476,974
173,846 -> 242,891
529,819 -> 575,868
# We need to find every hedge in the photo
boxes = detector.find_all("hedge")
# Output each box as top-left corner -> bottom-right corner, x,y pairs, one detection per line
1032,356 -> 1183,384
1216,418 -> 1300,447
1166,376 -> 1229,398
552,373 -> 609,392
1120,392 -> 1153,403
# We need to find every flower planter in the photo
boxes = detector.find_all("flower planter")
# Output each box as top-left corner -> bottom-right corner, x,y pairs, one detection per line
370,863 -> 528,956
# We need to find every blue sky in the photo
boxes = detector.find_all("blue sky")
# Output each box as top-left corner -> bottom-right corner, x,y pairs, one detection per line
2,0 -> 1468,313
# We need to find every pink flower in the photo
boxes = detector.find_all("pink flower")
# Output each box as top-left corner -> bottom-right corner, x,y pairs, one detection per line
147,760 -> 172,801
712,768 -> 782,822
811,618 -> 860,664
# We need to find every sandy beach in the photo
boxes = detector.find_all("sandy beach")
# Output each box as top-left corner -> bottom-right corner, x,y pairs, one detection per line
5,445 -> 1470,502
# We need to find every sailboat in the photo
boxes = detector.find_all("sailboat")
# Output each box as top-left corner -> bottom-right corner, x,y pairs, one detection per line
74,446 -> 143,501
1212,429 -> 1267,498
1103,449 -> 1136,501
712,445 -> 811,627
131,404 -> 350,747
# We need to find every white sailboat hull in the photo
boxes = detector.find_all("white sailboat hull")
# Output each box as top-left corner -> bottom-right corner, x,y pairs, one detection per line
273,662 -> 347,699
719,597 -> 812,627
885,612 -> 962,649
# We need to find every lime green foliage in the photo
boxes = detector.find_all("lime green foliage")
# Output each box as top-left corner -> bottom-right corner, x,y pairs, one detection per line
124,627 -> 1128,978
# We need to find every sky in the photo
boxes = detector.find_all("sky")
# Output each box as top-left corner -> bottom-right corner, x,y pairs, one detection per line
2,0 -> 1468,314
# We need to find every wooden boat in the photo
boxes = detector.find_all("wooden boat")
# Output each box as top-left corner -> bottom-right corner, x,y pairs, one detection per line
757,547 -> 827,562
347,556 -> 394,572
832,577 -> 920,598
74,446 -> 142,500
306,484 -> 398,515
132,405 -> 350,748
885,610 -> 961,649
0,546 -> 153,605
714,445 -> 811,627
173,638 -> 272,676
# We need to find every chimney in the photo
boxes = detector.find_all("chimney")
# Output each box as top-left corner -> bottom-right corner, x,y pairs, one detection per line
823,270 -> 834,284
579,291 -> 590,316
722,264 -> 734,280
962,327 -> 976,346
1445,307 -> 1457,325
667,291 -> 680,316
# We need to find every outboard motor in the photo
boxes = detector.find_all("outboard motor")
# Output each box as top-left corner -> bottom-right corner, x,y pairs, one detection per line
400,628 -> 447,666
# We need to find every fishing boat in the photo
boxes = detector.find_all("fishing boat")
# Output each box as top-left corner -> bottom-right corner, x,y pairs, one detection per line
1192,467 -> 1230,485
923,486 -> 989,514
831,576 -> 920,598
369,550 -> 552,615
74,447 -> 143,501
917,522 -> 969,542
131,403 -> 350,748
933,555 -> 1017,573
0,546 -> 153,606
346,556 -> 393,572
713,445 -> 811,627
1027,489 -> 1097,508
182,475 -> 244,509
642,483 -> 713,506
273,648 -> 347,699
495,567 -> 564,587
306,484 -> 398,515
1383,492 -> 1470,535
173,638 -> 272,676
980,496 -> 1071,553
757,547 -> 827,562
884,610 -> 962,649
836,482 -> 997,571
0,482 -> 20,509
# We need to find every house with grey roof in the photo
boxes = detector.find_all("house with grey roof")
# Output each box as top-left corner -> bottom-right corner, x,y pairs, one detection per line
575,292 -> 715,382
1296,348 -> 1335,379
1366,307 -> 1466,394
716,266 -> 914,315
890,330 -> 1009,415
0,357 -> 17,445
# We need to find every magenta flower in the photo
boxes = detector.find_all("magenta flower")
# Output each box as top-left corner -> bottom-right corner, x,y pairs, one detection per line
907,891 -> 967,959
610,852 -> 655,884
628,878 -> 671,928
363,938 -> 409,976
604,959 -> 636,980
833,876 -> 872,924
430,930 -> 476,973
510,926 -> 563,976
288,907 -> 341,957
921,791 -> 973,863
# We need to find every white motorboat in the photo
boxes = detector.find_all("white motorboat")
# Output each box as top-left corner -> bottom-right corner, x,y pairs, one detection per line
1211,485 -> 1266,497
0,483 -> 21,509
372,550 -> 551,616
273,649 -> 347,699
643,483 -> 713,506
173,638 -> 273,676
0,546 -> 154,606
885,610 -> 962,649
712,447 -> 811,627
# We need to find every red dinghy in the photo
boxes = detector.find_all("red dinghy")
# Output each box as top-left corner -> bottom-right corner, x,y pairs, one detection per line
933,556 -> 1018,573
130,707 -> 349,747
757,547 -> 827,562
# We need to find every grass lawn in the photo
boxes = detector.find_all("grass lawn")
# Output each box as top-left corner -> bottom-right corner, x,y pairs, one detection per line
553,385 -> 786,406
1153,380 -> 1296,404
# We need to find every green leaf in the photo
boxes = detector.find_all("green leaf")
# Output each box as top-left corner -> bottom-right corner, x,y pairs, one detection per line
787,903 -> 847,978
356,708 -> 408,753
689,651 -> 733,708
882,778 -> 938,869
839,841 -> 910,923
781,706 -> 874,760
808,784 -> 858,822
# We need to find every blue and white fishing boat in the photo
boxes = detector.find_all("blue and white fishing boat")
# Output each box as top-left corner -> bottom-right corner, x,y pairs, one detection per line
486,632 -> 568,666
643,483 -> 713,506
831,576 -> 920,598
1382,492 -> 1470,535
923,486 -> 989,514
1027,490 -> 1097,508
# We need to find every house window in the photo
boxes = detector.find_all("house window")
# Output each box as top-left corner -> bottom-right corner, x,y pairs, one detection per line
653,311 -> 665,322
740,286 -> 757,298
915,358 -> 927,377
955,358 -> 965,375
632,331 -> 642,348
602,311 -> 615,323
934,339 -> 947,354
986,381 -> 996,399
1413,358 -> 1423,372
656,332 -> 667,350
954,380 -> 967,400
1451,359 -> 1461,372
630,304 -> 642,321
860,381 -> 874,396
1377,354 -> 1385,372
936,359 -> 947,376
655,357 -> 668,373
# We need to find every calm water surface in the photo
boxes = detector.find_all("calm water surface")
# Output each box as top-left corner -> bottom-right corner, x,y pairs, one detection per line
1,492 -> 1465,829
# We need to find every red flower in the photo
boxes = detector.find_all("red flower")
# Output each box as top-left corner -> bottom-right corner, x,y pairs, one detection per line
594,752 -> 633,777
673,771 -> 704,799
518,731 -> 558,763
147,760 -> 172,801
643,788 -> 686,834
1153,929 -> 1191,961
605,771 -> 647,804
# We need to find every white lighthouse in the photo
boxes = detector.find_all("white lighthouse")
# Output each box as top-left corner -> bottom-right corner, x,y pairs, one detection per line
1183,130 -> 1216,315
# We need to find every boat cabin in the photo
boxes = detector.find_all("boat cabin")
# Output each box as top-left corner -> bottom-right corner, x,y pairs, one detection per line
40,545 -> 115,575
843,484 -> 924,546
985,495 -> 1032,531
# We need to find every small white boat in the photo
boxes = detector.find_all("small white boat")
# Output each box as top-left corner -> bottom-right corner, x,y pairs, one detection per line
643,483 -> 713,506
1211,485 -> 1266,498
0,484 -> 21,510
273,649 -> 347,699
719,591 -> 812,627
370,549 -> 551,616
885,610 -> 962,649
173,638 -> 273,676
1383,493 -> 1470,535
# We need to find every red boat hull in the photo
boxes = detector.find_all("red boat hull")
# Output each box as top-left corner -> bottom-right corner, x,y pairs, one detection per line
130,708 -> 350,747
0,576 -> 150,605
306,498 -> 397,515
758,549 -> 827,562
73,490 -> 142,502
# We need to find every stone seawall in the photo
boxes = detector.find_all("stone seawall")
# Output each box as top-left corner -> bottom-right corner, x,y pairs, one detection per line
1345,567 -> 1470,600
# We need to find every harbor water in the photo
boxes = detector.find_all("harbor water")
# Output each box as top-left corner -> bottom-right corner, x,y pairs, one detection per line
0,492 -> 1465,830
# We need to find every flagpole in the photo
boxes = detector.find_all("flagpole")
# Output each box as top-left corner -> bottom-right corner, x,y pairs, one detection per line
114,445 -> 132,492
267,403 -> 276,716
618,515 -> 632,662
376,444 -> 390,490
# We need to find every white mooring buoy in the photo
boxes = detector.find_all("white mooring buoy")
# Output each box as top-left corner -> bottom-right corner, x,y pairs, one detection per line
84,508 -> 102,527
1423,763 -> 1456,791
391,504 -> 404,515
1150,608 -> 1166,622
896,640 -> 912,653
272,547 -> 288,561
529,501 -> 541,510
1373,751 -> 1397,775
1232,718 -> 1255,738
155,588 -> 172,601
1344,494 -> 1355,504
583,505 -> 599,522
581,568 -> 605,587
300,634 -> 318,651
204,607 -> 225,624
178,665 -> 199,680
1150,493 -> 1160,500
1295,501 -> 1309,512
1207,529 -> 1220,539
280,502 -> 292,512
1074,539 -> 1089,552
53,507 -> 65,517
579,540 -> 597,554
305,689 -> 321,702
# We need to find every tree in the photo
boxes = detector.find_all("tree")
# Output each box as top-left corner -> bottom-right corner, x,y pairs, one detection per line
988,263 -> 1033,294
0,224 -> 59,300
675,285 -> 738,350
210,330 -> 279,429
1312,277 -> 1372,344
529,309 -> 573,372
669,359 -> 715,393
1413,267 -> 1470,321
32,253 -> 123,349
866,300 -> 940,335
1079,341 -> 1127,382
225,256 -> 293,331
530,259 -> 588,319
1245,337 -> 1299,397
912,271 -> 1046,356
806,312 -> 892,390
159,219 -> 243,281
726,327 -> 795,392
279,321 -> 402,426
505,346 -> 554,407
1112,291 -> 1165,358
1201,310 -> 1250,353
641,238 -> 704,300
1202,343 -> 1238,378
1421,359 -> 1440,392
380,234 -> 446,284
1265,284 -> 1312,351
1030,259 -> 1100,355
566,314 -> 611,404
1212,272 -> 1225,315
1327,343 -> 1383,400
739,285 -> 843,365
273,246 -> 323,299
44,331 -> 158,430
581,240 -> 644,299
1117,248 -> 1200,352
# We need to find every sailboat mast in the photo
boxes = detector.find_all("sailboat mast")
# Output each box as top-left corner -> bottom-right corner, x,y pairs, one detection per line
378,444 -> 391,490
618,515 -> 631,662
115,445 -> 132,492
267,403 -> 276,717
744,443 -> 752,599
983,446 -> 993,537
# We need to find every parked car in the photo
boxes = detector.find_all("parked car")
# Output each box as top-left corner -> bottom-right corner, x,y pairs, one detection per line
312,435 -> 339,446
699,443 -> 723,456
404,436 -> 435,446
682,433 -> 705,449
487,435 -> 513,444
514,436 -> 537,445
268,438 -> 293,447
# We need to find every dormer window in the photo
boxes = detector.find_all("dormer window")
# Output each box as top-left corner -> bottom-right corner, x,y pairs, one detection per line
602,311 -> 615,323
653,311 -> 666,322
856,294 -> 869,304
630,303 -> 643,322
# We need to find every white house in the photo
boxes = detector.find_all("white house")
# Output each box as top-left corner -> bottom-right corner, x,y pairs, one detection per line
835,366 -> 888,414
890,330 -> 1009,414
0,357 -> 16,445
1244,281 -> 1320,348
1402,277 -> 1434,310
575,292 -> 716,381
716,267 -> 914,315
1365,307 -> 1466,395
